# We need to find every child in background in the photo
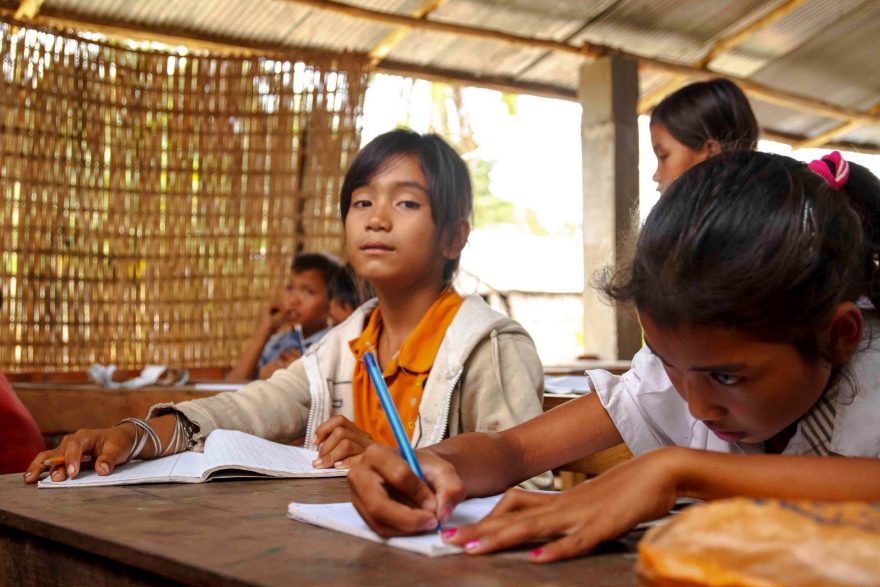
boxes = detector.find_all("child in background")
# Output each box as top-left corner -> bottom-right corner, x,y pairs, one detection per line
27,129 -> 550,489
226,252 -> 342,381
326,263 -> 368,326
650,78 -> 758,193
347,151 -> 880,562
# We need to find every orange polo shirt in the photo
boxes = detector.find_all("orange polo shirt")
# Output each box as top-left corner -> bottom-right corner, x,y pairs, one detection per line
350,289 -> 464,447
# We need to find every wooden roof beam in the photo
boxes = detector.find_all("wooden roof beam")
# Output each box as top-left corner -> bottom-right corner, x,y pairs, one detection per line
763,128 -> 880,156
699,0 -> 808,67
794,102 -> 880,150
367,0 -> 448,67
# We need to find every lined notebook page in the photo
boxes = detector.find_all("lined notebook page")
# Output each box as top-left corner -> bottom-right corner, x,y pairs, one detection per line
203,429 -> 345,478
287,495 -> 503,557
38,451 -> 205,487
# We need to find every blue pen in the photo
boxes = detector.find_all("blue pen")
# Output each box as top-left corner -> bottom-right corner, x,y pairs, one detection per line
362,350 -> 427,482
293,324 -> 306,355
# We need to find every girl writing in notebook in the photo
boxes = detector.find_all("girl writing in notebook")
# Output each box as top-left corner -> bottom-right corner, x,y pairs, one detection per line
24,129 -> 549,487
347,151 -> 880,561
650,77 -> 758,193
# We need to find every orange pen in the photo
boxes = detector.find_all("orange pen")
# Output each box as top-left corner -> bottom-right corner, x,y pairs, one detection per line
41,455 -> 93,468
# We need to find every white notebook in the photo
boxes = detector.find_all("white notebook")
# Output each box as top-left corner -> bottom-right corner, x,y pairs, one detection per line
288,495 -> 504,557
288,494 -> 689,557
39,429 -> 346,488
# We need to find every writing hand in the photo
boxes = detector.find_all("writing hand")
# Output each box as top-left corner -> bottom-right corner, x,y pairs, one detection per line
348,444 -> 467,536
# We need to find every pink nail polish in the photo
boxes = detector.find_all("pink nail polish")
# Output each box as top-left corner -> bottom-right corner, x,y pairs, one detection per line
440,528 -> 458,540
67,464 -> 76,475
464,539 -> 481,550
530,548 -> 544,558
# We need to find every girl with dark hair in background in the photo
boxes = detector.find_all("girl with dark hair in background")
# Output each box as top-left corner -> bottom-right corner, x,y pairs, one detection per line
650,78 -> 759,193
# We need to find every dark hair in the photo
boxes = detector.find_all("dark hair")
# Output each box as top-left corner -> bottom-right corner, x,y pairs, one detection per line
291,252 -> 344,288
827,159 -> 880,308
327,263 -> 367,310
651,78 -> 759,153
340,128 -> 472,284
599,151 -> 874,360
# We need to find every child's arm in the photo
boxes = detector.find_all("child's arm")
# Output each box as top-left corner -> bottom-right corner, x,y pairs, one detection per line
440,448 -> 880,563
153,360 -> 312,451
24,414 -> 179,483
348,392 -> 624,534
257,349 -> 301,380
226,302 -> 285,381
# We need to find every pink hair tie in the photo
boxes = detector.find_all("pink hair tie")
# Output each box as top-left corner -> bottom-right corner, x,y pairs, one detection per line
807,151 -> 850,190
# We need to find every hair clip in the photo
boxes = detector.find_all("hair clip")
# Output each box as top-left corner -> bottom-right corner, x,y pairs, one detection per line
807,151 -> 850,190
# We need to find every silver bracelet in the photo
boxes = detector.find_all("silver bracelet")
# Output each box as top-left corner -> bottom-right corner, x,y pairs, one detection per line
116,414 -> 194,462
116,417 -> 160,462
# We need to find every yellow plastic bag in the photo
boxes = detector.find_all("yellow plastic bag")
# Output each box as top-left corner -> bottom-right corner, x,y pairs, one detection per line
638,498 -> 880,587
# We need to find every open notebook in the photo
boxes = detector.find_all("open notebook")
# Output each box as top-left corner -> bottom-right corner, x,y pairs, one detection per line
288,495 -> 503,557
39,429 -> 346,488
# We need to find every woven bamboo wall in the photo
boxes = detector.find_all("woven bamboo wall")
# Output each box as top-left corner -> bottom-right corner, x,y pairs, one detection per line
0,17 -> 368,372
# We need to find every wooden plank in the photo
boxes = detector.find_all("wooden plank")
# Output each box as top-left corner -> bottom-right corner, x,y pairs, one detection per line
13,384 -> 224,435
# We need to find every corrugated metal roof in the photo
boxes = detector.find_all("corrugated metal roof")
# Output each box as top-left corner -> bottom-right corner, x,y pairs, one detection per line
710,0 -> 867,77
570,0 -> 773,63
3,0 -> 878,148
750,1 -> 880,108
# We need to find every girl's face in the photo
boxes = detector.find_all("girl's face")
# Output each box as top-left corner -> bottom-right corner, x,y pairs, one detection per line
639,312 -> 833,445
650,123 -> 712,194
344,154 -> 455,293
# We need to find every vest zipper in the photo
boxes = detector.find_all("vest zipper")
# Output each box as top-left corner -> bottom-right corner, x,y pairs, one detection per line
427,366 -> 463,446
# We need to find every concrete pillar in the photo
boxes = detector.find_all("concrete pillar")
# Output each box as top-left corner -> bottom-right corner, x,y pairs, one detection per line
579,56 -> 642,360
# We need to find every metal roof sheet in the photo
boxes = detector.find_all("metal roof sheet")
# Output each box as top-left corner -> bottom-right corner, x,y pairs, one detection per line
3,0 -> 878,148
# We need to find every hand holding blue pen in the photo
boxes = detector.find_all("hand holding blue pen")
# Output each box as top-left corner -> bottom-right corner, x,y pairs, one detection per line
362,350 -> 427,482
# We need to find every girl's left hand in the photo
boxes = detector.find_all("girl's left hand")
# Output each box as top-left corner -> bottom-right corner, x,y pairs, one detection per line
441,447 -> 683,563
312,415 -> 374,468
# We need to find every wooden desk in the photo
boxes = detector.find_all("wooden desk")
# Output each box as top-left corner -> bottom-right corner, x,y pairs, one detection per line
0,475 -> 639,586
543,360 -> 631,376
13,383 -> 225,436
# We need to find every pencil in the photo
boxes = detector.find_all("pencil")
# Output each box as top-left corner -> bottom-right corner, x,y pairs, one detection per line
41,455 -> 93,468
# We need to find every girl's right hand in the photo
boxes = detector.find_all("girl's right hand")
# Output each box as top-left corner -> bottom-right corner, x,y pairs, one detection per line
348,444 -> 468,536
22,425 -> 135,484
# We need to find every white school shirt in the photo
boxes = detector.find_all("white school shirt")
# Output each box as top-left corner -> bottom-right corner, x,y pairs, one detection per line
588,333 -> 880,458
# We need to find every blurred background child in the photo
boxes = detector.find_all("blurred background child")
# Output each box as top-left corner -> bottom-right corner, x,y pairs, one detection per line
226,252 -> 343,381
